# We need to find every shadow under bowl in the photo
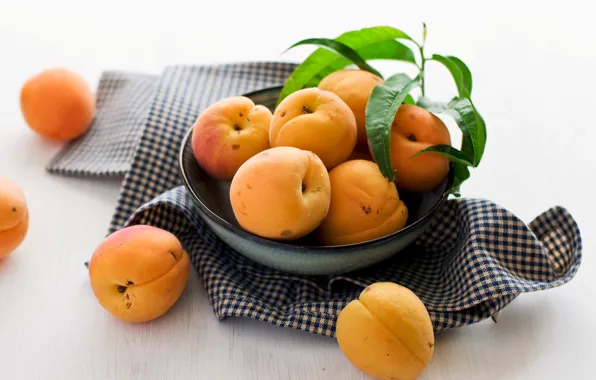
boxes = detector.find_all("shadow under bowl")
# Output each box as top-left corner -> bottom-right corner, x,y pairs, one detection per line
179,86 -> 452,276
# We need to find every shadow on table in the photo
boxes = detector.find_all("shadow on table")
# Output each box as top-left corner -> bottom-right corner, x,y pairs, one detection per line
0,256 -> 12,273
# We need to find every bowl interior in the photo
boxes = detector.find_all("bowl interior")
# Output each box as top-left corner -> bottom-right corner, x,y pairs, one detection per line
179,86 -> 451,249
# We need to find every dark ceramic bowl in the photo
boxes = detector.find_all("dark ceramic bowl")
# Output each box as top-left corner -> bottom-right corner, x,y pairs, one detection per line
178,86 -> 452,275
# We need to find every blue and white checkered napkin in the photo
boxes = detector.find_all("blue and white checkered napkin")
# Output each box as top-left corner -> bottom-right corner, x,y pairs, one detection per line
47,62 -> 583,336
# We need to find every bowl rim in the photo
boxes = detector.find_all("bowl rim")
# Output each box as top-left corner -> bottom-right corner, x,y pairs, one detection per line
178,85 -> 453,252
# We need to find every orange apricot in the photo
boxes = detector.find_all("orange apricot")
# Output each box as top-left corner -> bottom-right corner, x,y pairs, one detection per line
388,104 -> 452,192
88,225 -> 190,323
336,282 -> 435,380
318,69 -> 384,146
318,160 -> 408,245
0,177 -> 29,259
270,88 -> 357,170
191,96 -> 272,181
230,146 -> 331,241
20,68 -> 95,141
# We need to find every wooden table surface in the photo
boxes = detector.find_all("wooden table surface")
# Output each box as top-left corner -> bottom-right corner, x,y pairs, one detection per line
1,0 -> 595,379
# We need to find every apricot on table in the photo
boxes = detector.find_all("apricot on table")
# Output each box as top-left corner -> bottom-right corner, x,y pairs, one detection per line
388,104 -> 452,192
318,69 -> 383,146
88,225 -> 190,323
336,282 -> 435,380
318,160 -> 408,246
192,96 -> 272,181
0,177 -> 29,259
230,146 -> 330,241
20,68 -> 95,141
270,88 -> 357,170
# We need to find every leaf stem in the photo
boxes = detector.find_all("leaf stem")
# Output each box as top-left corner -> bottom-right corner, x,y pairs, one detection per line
419,22 -> 427,96
419,45 -> 426,96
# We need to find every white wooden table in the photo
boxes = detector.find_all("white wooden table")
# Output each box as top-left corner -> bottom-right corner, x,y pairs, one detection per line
1,1 -> 595,378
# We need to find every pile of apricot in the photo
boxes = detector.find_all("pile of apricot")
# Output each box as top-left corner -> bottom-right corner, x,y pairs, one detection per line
191,69 -> 452,246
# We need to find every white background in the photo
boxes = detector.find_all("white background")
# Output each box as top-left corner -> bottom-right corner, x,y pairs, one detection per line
1,0 -> 595,379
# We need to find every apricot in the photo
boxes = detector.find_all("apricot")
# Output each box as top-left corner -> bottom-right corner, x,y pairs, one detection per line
318,69 -> 383,146
20,68 -> 95,141
0,177 -> 29,259
88,225 -> 190,323
389,104 -> 452,192
336,282 -> 435,380
270,88 -> 357,170
230,146 -> 330,241
192,96 -> 272,181
318,160 -> 408,246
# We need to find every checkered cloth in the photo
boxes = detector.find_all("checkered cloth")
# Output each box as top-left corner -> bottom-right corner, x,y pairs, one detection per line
47,62 -> 583,336
47,71 -> 159,176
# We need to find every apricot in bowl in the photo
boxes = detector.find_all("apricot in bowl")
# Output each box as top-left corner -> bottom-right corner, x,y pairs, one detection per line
179,86 -> 453,275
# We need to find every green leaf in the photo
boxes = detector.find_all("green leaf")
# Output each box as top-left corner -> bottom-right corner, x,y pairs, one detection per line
472,103 -> 487,164
403,94 -> 415,105
384,73 -> 416,105
429,53 -> 477,163
440,97 -> 482,166
413,144 -> 474,166
285,38 -> 383,79
278,26 -> 418,104
446,55 -> 472,96
338,25 -> 415,44
365,76 -> 420,181
416,96 -> 448,113
353,39 -> 416,61
383,73 -> 412,89
431,54 -> 469,98
300,39 -> 418,89
448,163 -> 471,196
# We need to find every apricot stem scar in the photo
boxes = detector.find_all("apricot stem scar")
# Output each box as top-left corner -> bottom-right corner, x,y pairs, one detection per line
302,105 -> 312,114
169,251 -> 177,260
117,285 -> 127,293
